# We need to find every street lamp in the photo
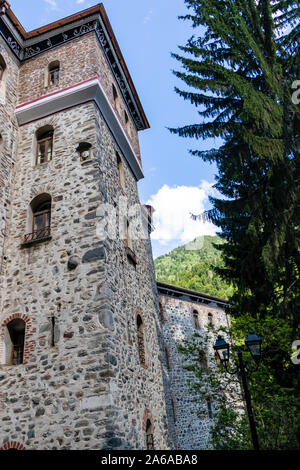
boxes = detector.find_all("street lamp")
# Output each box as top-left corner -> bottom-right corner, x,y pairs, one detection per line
213,331 -> 262,451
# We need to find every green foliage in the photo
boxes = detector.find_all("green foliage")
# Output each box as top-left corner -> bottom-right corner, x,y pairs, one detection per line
155,235 -> 234,299
171,0 -> 300,449
179,318 -> 300,449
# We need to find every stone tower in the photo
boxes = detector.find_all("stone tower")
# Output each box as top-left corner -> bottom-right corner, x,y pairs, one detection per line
0,3 -> 171,450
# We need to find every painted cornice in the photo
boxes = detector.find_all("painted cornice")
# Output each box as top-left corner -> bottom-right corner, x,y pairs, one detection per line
15,77 -> 144,182
0,3 -> 149,131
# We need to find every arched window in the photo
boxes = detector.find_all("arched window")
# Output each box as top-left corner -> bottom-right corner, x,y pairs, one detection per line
146,419 -> 154,450
112,83 -> 120,114
159,301 -> 165,322
165,345 -> 170,370
137,314 -> 146,366
36,126 -> 54,164
199,349 -> 208,371
77,142 -> 92,162
171,397 -> 176,423
193,310 -> 200,330
24,194 -> 52,243
116,152 -> 125,191
208,312 -> 214,327
207,398 -> 215,419
5,319 -> 25,365
124,110 -> 131,136
0,55 -> 6,82
48,61 -> 60,86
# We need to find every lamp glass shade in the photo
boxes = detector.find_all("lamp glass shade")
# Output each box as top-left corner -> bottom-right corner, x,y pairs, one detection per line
213,336 -> 229,363
245,331 -> 262,361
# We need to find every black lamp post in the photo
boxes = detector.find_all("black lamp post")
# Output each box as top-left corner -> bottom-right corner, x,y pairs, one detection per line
213,331 -> 262,451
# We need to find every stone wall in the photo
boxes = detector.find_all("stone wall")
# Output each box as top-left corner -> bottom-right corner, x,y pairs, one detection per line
18,33 -> 141,162
0,91 -> 170,449
158,291 -> 229,450
0,39 -> 19,312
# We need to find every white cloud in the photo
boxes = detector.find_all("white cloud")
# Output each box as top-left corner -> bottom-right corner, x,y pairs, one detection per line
143,9 -> 153,24
76,0 -> 85,4
146,182 -> 217,247
44,0 -> 58,10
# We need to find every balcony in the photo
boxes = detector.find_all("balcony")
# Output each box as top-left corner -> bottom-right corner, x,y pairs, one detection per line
21,227 -> 52,248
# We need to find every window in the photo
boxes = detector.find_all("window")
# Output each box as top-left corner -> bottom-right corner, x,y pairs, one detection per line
171,397 -> 176,423
159,302 -> 165,322
36,126 -> 54,164
207,398 -> 215,419
165,345 -> 170,369
77,142 -> 92,162
146,419 -> 154,450
124,216 -> 137,265
5,319 -> 25,365
0,55 -> 6,82
199,350 -> 208,371
32,201 -> 51,237
137,314 -> 146,366
23,193 -> 52,244
116,152 -> 125,191
208,312 -> 214,327
50,317 -> 56,347
48,61 -> 60,86
112,84 -> 120,114
124,110 -> 131,136
193,310 -> 200,330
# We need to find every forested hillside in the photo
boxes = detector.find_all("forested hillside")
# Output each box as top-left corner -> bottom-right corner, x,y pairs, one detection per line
154,236 -> 234,300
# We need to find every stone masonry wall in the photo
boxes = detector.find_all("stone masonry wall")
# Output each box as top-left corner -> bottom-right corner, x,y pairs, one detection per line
0,39 -> 19,313
159,293 -> 229,450
17,33 -> 141,162
0,94 -> 170,449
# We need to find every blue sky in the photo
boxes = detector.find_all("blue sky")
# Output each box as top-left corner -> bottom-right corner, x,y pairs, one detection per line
11,0 -> 220,257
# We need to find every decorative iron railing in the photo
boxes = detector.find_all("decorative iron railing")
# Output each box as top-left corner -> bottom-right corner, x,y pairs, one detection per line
23,227 -> 51,244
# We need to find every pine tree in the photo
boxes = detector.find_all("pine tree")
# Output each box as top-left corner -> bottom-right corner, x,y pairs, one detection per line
170,0 -> 300,446
171,0 -> 299,325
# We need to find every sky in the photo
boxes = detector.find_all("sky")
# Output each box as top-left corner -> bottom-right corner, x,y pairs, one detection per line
10,0 -> 220,258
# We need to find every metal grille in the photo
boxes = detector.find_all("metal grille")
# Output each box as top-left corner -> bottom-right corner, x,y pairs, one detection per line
24,227 -> 51,243
146,433 -> 154,450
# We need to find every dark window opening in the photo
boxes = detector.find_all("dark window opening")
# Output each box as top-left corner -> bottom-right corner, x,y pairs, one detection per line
146,419 -> 154,450
207,398 -> 214,419
7,319 -> 25,365
137,315 -> 146,366
193,310 -> 200,330
50,317 -> 56,347
77,142 -> 92,162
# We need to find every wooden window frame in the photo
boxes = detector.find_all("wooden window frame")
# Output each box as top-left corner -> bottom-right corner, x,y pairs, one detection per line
36,135 -> 53,165
48,66 -> 60,86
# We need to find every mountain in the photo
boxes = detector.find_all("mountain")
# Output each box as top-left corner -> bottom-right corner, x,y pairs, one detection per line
154,235 -> 234,300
